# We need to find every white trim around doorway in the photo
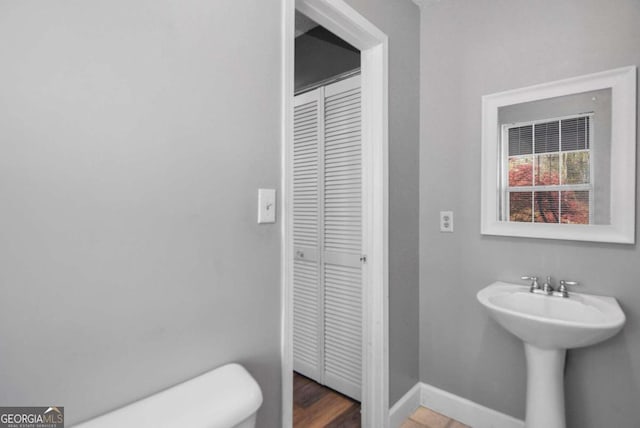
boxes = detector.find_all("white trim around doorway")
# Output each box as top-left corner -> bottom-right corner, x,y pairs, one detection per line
281,0 -> 389,426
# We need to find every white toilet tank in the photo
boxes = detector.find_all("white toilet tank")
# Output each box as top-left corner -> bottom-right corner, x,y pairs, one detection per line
74,363 -> 263,428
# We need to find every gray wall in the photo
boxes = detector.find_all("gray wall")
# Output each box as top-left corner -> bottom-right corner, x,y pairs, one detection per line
344,0 -> 421,406
295,28 -> 360,92
0,1 -> 281,426
419,0 -> 640,427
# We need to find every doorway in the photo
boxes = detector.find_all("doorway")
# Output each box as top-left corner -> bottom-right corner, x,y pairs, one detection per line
282,0 -> 389,427
293,23 -> 362,403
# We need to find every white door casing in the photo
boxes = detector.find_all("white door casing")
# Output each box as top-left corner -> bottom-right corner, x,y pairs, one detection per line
282,0 -> 389,426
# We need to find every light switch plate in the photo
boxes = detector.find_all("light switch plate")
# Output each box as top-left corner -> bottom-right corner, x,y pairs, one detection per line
258,188 -> 276,224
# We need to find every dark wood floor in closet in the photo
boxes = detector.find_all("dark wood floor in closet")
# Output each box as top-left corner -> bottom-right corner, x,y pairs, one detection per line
293,372 -> 361,428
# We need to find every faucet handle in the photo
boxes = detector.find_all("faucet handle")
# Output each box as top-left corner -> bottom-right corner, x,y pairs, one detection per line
557,280 -> 579,298
521,276 -> 540,292
559,280 -> 579,291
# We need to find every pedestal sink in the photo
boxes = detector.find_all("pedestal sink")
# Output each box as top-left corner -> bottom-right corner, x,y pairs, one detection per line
477,281 -> 625,428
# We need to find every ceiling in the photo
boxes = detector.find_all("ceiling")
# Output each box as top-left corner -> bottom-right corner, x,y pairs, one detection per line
295,11 -> 319,37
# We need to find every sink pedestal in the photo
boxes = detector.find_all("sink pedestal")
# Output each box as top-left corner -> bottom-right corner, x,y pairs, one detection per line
524,344 -> 566,428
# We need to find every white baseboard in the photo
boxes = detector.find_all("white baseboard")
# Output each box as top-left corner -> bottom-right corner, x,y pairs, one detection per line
390,382 -> 524,428
389,383 -> 421,428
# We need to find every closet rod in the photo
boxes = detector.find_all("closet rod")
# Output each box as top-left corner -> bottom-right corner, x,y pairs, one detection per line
295,68 -> 361,96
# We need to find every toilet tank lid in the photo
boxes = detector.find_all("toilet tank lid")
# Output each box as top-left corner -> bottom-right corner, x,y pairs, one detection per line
73,363 -> 263,428
195,363 -> 264,426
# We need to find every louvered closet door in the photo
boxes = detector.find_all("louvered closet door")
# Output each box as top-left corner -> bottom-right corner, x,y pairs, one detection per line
292,75 -> 362,402
321,75 -> 362,401
293,88 -> 324,382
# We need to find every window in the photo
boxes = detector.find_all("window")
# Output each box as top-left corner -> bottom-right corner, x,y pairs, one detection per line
501,114 -> 592,224
482,66 -> 636,243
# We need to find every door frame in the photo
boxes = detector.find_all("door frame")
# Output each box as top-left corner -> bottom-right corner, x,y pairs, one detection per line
281,0 -> 389,427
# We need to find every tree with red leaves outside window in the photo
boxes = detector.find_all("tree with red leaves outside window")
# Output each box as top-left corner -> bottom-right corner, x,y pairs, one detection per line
508,159 -> 589,224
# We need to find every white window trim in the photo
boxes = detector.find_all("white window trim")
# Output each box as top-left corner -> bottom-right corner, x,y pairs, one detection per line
481,66 -> 636,244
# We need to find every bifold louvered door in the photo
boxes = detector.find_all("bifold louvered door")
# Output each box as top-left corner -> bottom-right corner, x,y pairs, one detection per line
293,86 -> 323,383
292,75 -> 362,401
321,76 -> 362,400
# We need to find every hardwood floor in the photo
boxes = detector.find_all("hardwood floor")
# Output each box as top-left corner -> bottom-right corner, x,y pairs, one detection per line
401,406 -> 469,428
292,372 -> 468,428
293,372 -> 361,427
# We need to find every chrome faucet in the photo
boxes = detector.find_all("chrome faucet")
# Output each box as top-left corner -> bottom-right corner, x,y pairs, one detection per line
522,275 -> 578,298
541,276 -> 554,295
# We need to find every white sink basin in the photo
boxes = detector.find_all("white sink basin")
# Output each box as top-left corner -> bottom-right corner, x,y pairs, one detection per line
477,281 -> 626,428
477,281 -> 625,349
